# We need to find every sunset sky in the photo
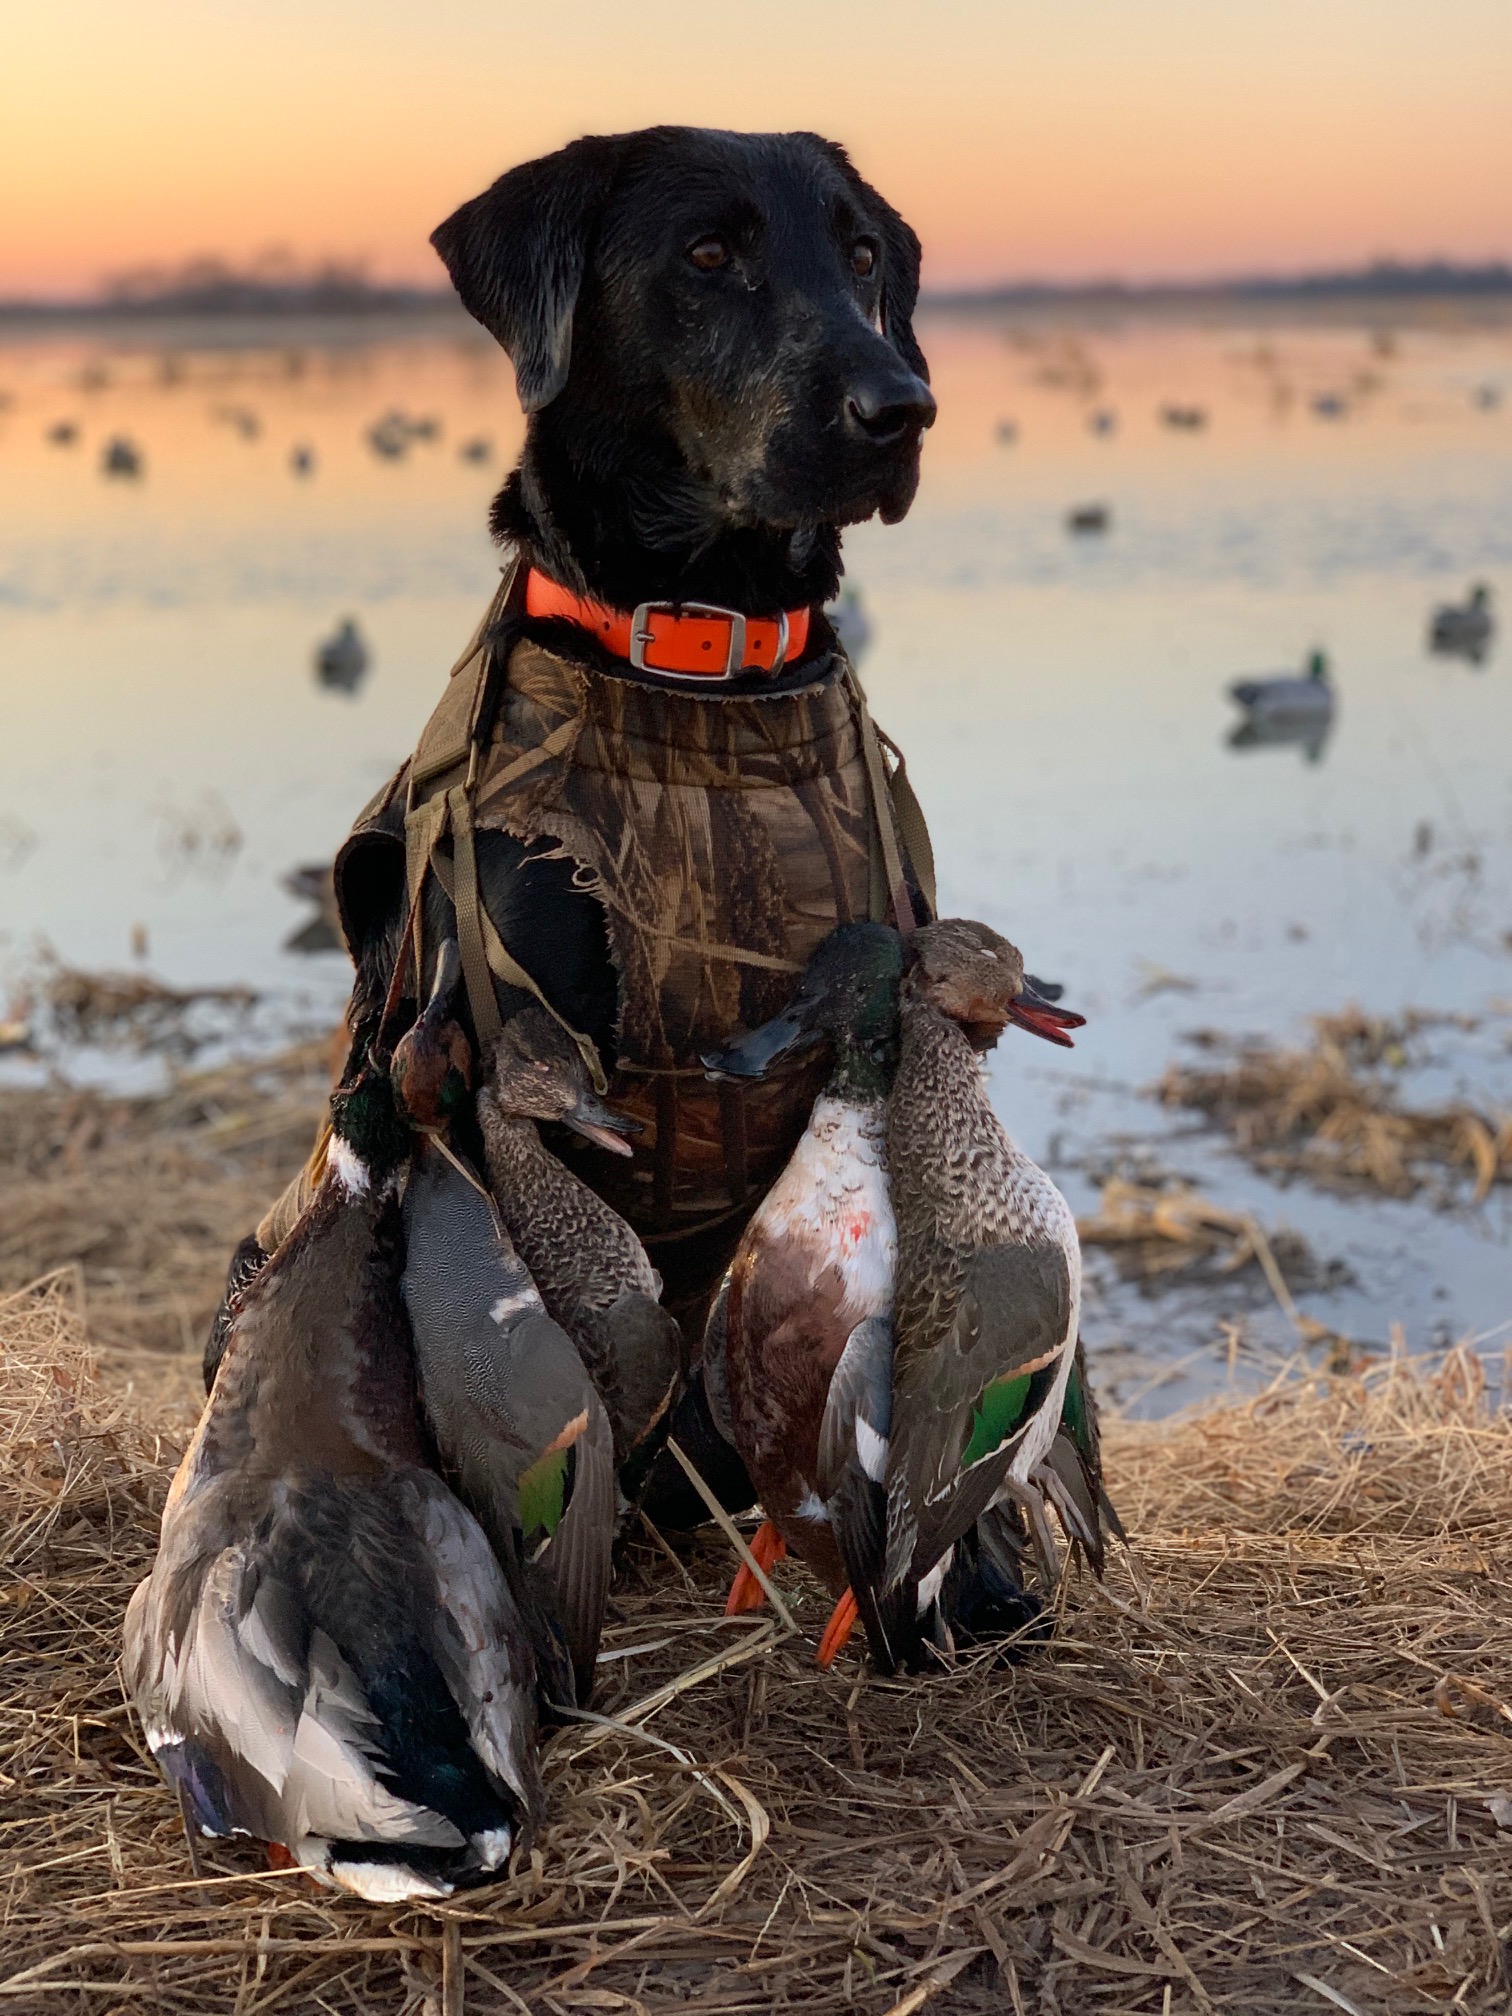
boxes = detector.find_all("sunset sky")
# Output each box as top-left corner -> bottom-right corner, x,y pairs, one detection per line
4,0 -> 1511,298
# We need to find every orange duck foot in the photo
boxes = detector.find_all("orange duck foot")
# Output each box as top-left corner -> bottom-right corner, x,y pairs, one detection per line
724,1519 -> 788,1616
816,1587 -> 859,1670
266,1841 -> 298,1871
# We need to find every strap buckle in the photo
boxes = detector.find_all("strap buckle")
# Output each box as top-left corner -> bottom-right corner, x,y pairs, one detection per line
630,599 -> 750,679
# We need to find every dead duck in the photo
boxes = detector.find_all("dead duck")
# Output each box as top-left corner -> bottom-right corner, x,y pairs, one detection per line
702,924 -> 904,1635
875,919 -> 1104,1671
477,1005 -> 684,1476
703,921 -> 1110,1672
123,1055 -> 542,1901
396,954 -> 615,1710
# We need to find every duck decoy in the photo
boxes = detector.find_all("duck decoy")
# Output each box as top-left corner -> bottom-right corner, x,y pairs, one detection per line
396,954 -> 615,1711
1428,584 -> 1494,663
290,444 -> 316,477
477,1005 -> 684,1477
46,420 -> 79,447
874,919 -> 1103,1672
101,436 -> 143,479
1228,648 -> 1334,722
702,924 -> 904,1638
1067,503 -> 1110,535
824,585 -> 873,664
314,618 -> 369,693
124,1053 -> 543,1900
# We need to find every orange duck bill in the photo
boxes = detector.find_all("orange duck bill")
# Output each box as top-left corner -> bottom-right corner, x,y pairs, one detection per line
724,1519 -> 787,1615
1006,978 -> 1086,1048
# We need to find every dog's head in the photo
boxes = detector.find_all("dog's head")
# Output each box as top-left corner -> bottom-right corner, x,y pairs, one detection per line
432,128 -> 935,542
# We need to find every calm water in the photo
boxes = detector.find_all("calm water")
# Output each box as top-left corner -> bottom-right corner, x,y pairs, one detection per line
2,307 -> 1510,1402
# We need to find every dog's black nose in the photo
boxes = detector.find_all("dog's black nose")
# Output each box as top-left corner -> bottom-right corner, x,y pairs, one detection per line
844,366 -> 937,444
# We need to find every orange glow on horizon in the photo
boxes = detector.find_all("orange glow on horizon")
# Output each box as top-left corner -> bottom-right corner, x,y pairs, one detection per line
3,0 -> 1510,298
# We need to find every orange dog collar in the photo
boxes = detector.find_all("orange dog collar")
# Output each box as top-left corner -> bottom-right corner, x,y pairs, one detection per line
524,568 -> 811,681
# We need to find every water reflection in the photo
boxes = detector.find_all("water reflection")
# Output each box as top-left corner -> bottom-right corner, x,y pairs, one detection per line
2,307 -> 1509,1369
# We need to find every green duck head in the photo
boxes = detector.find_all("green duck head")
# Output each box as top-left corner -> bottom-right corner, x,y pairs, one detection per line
907,919 -> 1086,1050
390,937 -> 474,1131
487,1003 -> 637,1157
702,921 -> 905,1096
328,1060 -> 411,1189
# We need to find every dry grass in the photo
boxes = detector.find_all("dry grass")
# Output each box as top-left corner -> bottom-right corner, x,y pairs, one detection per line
0,1041 -> 332,1406
1159,1007 -> 1512,1203
6,1272 -> 1512,2014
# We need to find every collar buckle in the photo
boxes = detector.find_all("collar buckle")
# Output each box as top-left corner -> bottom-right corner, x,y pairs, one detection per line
630,600 -> 749,679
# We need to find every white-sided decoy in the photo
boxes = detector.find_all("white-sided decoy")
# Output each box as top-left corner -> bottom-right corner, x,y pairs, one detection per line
1229,648 -> 1334,721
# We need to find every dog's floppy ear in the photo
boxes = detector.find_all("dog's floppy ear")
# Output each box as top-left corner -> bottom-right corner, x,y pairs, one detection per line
430,137 -> 623,412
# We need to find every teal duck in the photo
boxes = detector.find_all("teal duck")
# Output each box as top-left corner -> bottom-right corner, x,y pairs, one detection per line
396,957 -> 615,1710
123,1059 -> 542,1900
477,1005 -> 684,1472
876,918 -> 1106,1669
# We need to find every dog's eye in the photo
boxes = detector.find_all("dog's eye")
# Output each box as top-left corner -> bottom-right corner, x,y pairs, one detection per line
687,236 -> 731,273
851,239 -> 878,279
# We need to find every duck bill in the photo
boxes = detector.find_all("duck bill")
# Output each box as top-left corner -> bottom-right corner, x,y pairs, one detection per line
563,1089 -> 639,1158
1005,983 -> 1086,1049
701,1004 -> 814,1082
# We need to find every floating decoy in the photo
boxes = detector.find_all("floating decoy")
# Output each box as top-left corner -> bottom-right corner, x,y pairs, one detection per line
1228,648 -> 1334,723
1428,584 -> 1494,662
1159,404 -> 1207,430
459,436 -> 493,463
478,1005 -> 683,1478
1067,503 -> 1110,534
314,617 -> 369,693
1088,408 -> 1117,436
994,418 -> 1019,445
290,444 -> 316,476
824,585 -> 873,664
101,437 -> 143,479
1311,392 -> 1347,419
46,420 -> 79,447
398,956 -> 616,1710
125,1050 -> 543,1899
281,862 -> 343,953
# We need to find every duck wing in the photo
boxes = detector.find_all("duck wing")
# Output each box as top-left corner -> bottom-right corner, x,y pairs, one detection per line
1036,1336 -> 1124,1576
884,1237 -> 1073,1596
816,1313 -> 897,1667
402,1149 -> 614,1706
124,1469 -> 541,1899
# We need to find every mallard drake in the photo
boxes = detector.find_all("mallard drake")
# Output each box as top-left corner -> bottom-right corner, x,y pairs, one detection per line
477,1005 -> 684,1475
702,924 -> 904,1631
396,956 -> 615,1710
875,919 -> 1101,1670
123,1058 -> 542,1901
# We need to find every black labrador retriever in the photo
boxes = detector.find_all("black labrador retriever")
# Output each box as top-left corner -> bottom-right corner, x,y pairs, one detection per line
433,125 -> 935,619
210,129 -> 935,1515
